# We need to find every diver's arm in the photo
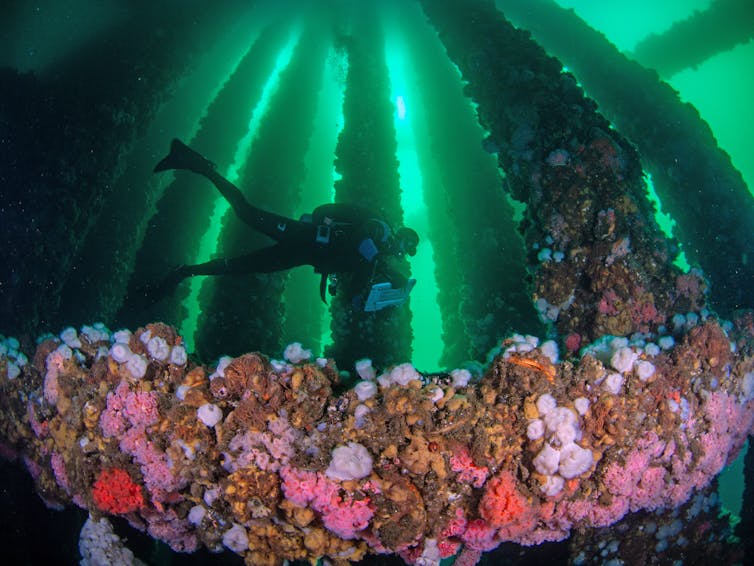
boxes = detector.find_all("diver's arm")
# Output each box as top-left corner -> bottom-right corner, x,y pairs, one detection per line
355,248 -> 408,289
355,231 -> 410,289
378,256 -> 409,288
347,263 -> 375,310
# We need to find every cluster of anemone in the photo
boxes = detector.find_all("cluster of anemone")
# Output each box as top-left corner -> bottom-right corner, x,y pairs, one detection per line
1,314 -> 753,564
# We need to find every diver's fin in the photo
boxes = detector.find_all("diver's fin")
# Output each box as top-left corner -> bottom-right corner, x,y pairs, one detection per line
153,138 -> 216,174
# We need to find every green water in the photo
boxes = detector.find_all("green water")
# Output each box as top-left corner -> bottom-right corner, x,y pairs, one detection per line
1,0 -> 752,562
169,0 -> 752,384
560,0 -> 754,198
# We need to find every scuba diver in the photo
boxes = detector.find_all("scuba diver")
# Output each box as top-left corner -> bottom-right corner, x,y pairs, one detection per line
144,139 -> 419,310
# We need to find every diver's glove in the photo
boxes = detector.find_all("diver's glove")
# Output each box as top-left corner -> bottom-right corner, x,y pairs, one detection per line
387,272 -> 409,289
351,293 -> 365,311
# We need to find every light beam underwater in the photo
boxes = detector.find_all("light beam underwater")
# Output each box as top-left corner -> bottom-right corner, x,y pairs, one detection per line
384,15 -> 443,371
179,25 -> 303,352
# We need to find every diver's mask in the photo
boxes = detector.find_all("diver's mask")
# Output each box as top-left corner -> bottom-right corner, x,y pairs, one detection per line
395,227 -> 419,257
328,273 -> 338,296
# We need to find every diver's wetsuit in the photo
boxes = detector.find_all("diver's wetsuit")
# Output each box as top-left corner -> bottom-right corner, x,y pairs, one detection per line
145,139 -> 411,307
173,167 -> 402,300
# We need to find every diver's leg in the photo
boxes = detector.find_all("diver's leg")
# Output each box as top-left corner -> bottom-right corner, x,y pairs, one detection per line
184,245 -> 307,276
154,138 -> 301,241
202,168 -> 298,240
140,246 -> 308,306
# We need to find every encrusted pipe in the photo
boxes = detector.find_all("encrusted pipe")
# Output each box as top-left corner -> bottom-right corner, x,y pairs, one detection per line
1,317 -> 753,564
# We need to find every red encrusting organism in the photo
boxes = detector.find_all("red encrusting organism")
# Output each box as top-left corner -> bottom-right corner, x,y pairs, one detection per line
479,471 -> 534,529
92,467 -> 144,514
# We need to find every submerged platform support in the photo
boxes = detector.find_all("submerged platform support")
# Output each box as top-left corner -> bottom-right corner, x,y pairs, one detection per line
327,1 -> 414,371
496,0 -> 754,316
420,0 -> 692,346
